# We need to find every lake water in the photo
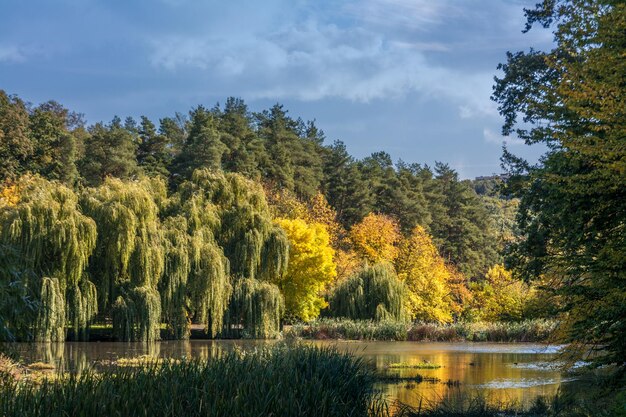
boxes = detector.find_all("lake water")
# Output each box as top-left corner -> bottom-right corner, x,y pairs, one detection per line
10,340 -> 574,409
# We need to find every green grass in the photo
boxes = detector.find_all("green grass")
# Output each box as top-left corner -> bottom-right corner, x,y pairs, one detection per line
285,318 -> 557,342
0,344 -> 379,417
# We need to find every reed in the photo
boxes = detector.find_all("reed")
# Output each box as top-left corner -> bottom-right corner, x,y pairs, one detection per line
286,318 -> 556,342
0,344 -> 377,417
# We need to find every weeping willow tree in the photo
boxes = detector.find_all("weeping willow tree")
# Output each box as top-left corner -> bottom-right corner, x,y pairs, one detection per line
329,263 -> 407,321
0,175 -> 97,341
175,169 -> 289,338
159,215 -> 191,339
81,177 -> 164,342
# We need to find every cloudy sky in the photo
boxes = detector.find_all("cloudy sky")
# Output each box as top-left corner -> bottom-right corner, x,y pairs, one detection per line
0,0 -> 553,178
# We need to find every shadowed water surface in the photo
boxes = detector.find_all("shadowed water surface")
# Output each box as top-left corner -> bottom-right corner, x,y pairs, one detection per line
10,340 -> 575,409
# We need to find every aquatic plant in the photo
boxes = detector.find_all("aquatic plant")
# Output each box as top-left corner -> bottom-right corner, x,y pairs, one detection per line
0,344 -> 377,417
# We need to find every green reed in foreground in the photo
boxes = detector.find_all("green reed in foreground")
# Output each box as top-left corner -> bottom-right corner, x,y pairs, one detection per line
0,344 -> 378,417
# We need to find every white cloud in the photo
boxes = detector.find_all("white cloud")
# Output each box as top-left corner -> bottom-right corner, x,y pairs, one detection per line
346,0 -> 457,29
149,19 -> 499,117
0,45 -> 26,63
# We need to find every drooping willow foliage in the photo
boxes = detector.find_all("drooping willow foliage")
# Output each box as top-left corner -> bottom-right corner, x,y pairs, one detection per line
174,170 -> 289,338
0,171 -> 292,341
0,175 -> 97,341
81,177 -> 164,341
329,263 -> 407,321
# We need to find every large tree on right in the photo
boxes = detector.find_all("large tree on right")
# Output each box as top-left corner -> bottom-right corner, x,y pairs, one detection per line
493,0 -> 625,368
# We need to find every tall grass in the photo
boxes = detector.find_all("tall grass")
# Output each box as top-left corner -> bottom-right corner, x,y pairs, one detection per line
389,391 -> 626,417
0,344 -> 379,417
286,318 -> 557,342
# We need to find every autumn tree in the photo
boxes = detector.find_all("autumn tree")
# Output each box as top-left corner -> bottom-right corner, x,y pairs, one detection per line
468,265 -> 531,322
349,213 -> 400,264
274,218 -> 336,321
395,225 -> 456,323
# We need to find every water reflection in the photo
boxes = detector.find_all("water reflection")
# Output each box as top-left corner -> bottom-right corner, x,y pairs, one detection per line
9,340 -> 571,408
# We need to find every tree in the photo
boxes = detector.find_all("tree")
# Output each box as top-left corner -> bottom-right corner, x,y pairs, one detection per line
492,0 -> 626,367
329,263 -> 406,321
321,141 -> 371,227
0,176 -> 97,341
80,118 -> 139,186
468,264 -> 530,322
0,91 -> 32,181
428,163 -> 499,279
81,177 -> 163,341
274,218 -> 336,322
395,225 -> 456,323
349,213 -> 401,264
136,116 -> 171,178
172,106 -> 227,179
176,170 -> 289,338
256,105 -> 323,199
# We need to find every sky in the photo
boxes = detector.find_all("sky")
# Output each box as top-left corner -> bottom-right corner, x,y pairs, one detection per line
0,0 -> 554,178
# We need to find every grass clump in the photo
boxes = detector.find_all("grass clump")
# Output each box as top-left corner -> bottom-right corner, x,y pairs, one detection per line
387,362 -> 441,370
0,344 -> 378,417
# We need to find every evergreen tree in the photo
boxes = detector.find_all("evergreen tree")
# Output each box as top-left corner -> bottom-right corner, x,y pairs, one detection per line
80,117 -> 139,186
172,106 -> 227,180
136,116 -> 171,178
428,163 -> 498,279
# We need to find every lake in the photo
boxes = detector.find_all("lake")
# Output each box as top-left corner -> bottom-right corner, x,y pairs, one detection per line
10,340 -> 574,409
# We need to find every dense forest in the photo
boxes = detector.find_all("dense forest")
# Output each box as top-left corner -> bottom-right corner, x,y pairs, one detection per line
0,90 -> 530,342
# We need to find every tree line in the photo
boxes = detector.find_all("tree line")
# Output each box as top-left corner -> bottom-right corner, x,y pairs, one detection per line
0,91 -> 527,342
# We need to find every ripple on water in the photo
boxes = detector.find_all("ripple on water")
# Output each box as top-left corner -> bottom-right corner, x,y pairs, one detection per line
476,377 -> 578,389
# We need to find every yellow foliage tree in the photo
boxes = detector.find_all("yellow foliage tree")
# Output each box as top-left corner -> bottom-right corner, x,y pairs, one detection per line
395,225 -> 455,323
469,264 -> 530,322
0,182 -> 19,207
274,218 -> 337,321
349,213 -> 400,263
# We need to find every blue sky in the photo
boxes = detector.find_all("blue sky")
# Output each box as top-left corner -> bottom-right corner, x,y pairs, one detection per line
0,0 -> 553,178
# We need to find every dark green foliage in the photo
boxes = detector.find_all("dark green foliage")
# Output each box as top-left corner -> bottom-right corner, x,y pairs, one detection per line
0,91 -> 32,181
256,104 -> 324,199
321,141 -> 370,226
27,101 -> 81,186
136,116 -> 171,178
0,245 -> 38,342
0,345 -> 377,417
172,106 -> 227,180
492,0 -> 626,369
329,264 -> 406,321
428,163 -> 499,279
79,118 -> 139,186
